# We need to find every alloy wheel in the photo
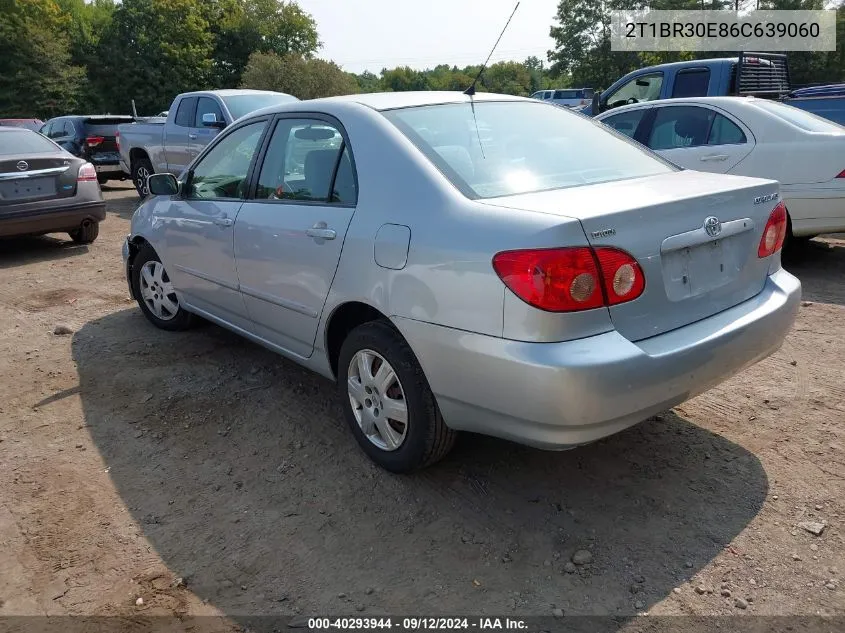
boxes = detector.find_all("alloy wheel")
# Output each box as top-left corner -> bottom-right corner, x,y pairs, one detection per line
139,261 -> 179,321
347,349 -> 409,451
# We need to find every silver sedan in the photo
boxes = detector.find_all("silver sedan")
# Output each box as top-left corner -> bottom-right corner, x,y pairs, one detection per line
122,91 -> 801,472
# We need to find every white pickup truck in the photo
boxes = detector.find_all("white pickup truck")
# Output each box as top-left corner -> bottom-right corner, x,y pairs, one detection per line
118,89 -> 298,197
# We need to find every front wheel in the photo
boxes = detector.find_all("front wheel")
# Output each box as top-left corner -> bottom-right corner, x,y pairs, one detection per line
130,243 -> 195,331
132,157 -> 154,199
338,320 -> 456,473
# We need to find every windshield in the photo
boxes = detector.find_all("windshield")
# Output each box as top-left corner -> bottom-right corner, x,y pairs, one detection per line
222,93 -> 299,121
753,100 -> 845,133
0,120 -> 41,131
0,129 -> 59,155
382,101 -> 674,199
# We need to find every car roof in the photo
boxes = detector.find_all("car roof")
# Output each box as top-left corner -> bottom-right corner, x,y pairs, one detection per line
626,58 -> 737,74
250,91 -> 530,118
180,89 -> 291,98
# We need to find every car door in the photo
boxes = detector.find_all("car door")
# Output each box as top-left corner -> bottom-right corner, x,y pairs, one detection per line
234,115 -> 358,358
192,96 -> 226,155
161,118 -> 269,326
165,96 -> 197,175
643,105 -> 754,174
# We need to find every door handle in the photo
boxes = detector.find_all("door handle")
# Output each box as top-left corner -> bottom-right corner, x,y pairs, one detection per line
189,133 -> 197,140
305,222 -> 336,240
700,154 -> 729,162
213,217 -> 233,227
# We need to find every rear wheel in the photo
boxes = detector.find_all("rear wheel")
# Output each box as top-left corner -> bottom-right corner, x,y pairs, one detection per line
68,220 -> 99,244
131,243 -> 195,331
338,320 -> 456,473
132,156 -> 154,198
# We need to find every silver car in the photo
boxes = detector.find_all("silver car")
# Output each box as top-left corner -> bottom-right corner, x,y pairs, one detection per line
122,91 -> 801,473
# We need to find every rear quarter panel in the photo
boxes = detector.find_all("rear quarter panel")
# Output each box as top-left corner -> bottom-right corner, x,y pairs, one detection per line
118,122 -> 168,172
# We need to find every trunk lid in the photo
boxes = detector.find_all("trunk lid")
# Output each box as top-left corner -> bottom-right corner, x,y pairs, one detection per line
482,170 -> 781,342
84,118 -> 133,164
0,154 -> 79,207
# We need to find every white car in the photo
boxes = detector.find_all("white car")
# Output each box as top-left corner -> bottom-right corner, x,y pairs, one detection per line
596,96 -> 845,240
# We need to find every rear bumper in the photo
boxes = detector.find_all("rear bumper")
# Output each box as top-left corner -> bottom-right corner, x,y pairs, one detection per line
394,268 -> 801,449
0,201 -> 106,238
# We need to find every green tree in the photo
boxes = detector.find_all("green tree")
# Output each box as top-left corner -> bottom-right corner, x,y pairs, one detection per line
482,61 -> 532,95
95,0 -> 215,114
354,71 -> 383,93
208,0 -> 320,88
0,0 -> 86,118
380,66 -> 430,92
240,51 -> 359,99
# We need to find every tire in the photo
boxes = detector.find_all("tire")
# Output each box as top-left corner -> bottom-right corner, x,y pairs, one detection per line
338,320 -> 456,473
132,156 -> 154,199
68,220 -> 99,244
130,243 -> 196,331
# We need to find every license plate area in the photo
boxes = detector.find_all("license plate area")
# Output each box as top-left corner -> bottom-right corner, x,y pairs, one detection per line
662,233 -> 747,301
0,177 -> 56,202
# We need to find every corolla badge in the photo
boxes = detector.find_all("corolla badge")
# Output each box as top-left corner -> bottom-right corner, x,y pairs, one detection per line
16,160 -> 28,171
704,216 -> 722,237
754,192 -> 778,205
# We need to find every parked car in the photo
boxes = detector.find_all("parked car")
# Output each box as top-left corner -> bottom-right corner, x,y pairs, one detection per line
0,118 -> 44,132
38,115 -> 133,185
122,91 -> 801,472
585,52 -> 845,125
0,127 -> 105,243
530,88 -> 594,109
596,96 -> 845,241
118,89 -> 298,197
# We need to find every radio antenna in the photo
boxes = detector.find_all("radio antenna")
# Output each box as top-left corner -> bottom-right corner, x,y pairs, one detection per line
464,2 -> 520,96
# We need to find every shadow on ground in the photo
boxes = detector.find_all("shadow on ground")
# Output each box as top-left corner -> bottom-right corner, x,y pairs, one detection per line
72,308 -> 768,619
783,238 -> 845,306
0,235 -> 90,269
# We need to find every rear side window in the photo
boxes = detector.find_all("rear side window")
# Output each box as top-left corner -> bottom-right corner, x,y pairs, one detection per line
174,97 -> 197,128
709,113 -> 746,144
255,118 -> 354,204
672,69 -> 711,98
648,106 -> 715,150
63,121 -> 77,137
0,129 -> 60,154
554,90 -> 580,100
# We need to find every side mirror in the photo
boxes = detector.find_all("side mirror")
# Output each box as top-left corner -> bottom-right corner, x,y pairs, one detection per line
148,173 -> 180,196
202,113 -> 226,129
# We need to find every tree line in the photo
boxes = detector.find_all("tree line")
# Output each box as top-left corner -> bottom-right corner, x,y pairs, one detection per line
1,0 -> 844,120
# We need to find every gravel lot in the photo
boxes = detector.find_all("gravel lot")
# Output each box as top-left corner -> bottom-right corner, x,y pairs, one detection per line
1,184 -> 843,627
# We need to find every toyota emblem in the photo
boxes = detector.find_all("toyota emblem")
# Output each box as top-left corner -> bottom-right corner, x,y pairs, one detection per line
704,216 -> 722,237
16,160 -> 28,171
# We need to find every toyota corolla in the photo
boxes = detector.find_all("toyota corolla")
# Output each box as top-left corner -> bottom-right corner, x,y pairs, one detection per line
122,91 -> 801,473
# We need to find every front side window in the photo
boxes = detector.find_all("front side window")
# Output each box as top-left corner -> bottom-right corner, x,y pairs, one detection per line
606,73 -> 664,109
382,101 -> 675,200
174,97 -> 197,128
188,121 -> 266,200
255,118 -> 355,204
648,106 -> 715,150
195,97 -> 225,127
601,109 -> 647,139
672,69 -> 711,98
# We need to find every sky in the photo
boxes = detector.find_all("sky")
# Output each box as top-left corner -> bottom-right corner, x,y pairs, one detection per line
295,0 -> 561,74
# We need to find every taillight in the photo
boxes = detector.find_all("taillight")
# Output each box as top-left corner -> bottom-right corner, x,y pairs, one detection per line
115,131 -> 120,151
77,163 -> 97,181
757,202 -> 788,258
594,247 -> 646,305
85,136 -> 105,147
492,246 -> 644,313
836,169 -> 845,178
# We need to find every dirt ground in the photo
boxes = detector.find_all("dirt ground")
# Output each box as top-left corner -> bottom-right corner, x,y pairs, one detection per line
1,184 -> 843,628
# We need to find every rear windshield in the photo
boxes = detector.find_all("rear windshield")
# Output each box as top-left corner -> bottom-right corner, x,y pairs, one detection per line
752,100 -> 845,133
84,117 -> 133,133
381,101 -> 675,199
222,93 -> 299,121
0,129 -> 59,155
0,120 -> 41,131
